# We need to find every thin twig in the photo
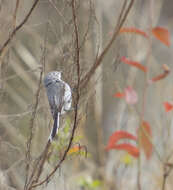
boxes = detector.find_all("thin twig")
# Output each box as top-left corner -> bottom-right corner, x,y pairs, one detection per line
28,0 -> 134,189
162,163 -> 173,190
0,110 -> 33,118
0,67 -> 41,82
28,141 -> 51,187
137,1 -> 154,190
48,0 -> 68,25
0,0 -> 40,56
24,19 -> 48,190
29,0 -> 81,188
78,0 -> 92,50
13,0 -> 20,29
24,63 -> 44,190
79,0 -> 135,89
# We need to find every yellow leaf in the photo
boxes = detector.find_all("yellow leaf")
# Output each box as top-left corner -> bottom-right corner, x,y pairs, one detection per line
120,153 -> 133,165
68,146 -> 80,155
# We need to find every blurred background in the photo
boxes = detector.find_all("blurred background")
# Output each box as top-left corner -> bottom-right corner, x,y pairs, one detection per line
0,0 -> 173,189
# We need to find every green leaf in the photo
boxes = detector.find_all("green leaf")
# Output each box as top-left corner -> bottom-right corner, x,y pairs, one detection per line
90,180 -> 101,188
63,117 -> 71,134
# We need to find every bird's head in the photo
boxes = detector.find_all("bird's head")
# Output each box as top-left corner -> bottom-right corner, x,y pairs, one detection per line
44,71 -> 62,87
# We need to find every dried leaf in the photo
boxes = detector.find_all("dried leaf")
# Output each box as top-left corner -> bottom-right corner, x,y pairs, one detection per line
68,146 -> 81,154
164,102 -> 173,112
138,121 -> 152,159
121,56 -> 147,72
120,27 -> 148,38
150,64 -> 170,83
152,27 -> 171,47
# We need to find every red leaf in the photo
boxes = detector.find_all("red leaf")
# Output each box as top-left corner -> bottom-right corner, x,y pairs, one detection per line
114,143 -> 139,158
120,27 -> 148,38
106,130 -> 138,158
121,56 -> 147,73
138,121 -> 152,160
152,27 -> 171,47
114,92 -> 125,98
124,86 -> 138,104
150,64 -> 170,83
164,102 -> 173,112
106,130 -> 137,150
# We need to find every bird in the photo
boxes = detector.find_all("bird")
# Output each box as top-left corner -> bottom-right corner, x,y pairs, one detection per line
43,71 -> 72,141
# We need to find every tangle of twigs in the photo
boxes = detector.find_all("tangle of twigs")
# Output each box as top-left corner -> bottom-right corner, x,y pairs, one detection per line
26,0 -> 81,189
24,0 -> 135,189
24,55 -> 44,190
24,20 -> 48,190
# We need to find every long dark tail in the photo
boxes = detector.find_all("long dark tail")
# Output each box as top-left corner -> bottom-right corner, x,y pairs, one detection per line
49,112 -> 60,141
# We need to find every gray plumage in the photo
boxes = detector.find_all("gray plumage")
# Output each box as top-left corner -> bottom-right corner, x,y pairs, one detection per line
44,71 -> 72,141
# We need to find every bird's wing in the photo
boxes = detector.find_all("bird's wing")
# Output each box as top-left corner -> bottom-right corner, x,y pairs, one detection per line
63,82 -> 72,112
47,81 -> 65,141
47,81 -> 65,115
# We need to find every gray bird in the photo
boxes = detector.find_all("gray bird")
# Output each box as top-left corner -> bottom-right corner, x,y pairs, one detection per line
44,71 -> 72,141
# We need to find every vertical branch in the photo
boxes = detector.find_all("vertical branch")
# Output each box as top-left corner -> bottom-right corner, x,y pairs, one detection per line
72,0 -> 80,86
27,140 -> 51,188
24,21 -> 49,190
137,1 -> 154,190
94,2 -> 104,167
13,0 -> 20,29
28,0 -> 81,189
24,62 -> 44,190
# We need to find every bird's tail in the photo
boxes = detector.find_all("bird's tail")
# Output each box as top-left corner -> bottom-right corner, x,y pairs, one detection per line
49,112 -> 60,141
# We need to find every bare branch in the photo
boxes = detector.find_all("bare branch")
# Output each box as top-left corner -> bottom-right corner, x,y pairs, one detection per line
24,19 -> 48,190
0,0 -> 40,57
24,62 -> 44,190
29,0 -> 81,188
13,0 -> 20,29
24,1 -> 134,189
80,0 -> 135,89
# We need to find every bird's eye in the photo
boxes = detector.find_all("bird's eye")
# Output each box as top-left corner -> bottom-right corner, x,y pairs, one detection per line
46,82 -> 52,87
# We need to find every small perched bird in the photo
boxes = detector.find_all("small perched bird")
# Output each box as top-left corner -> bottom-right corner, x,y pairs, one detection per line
44,71 -> 72,141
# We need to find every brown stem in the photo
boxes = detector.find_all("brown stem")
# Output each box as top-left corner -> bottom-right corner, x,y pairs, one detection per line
0,0 -> 40,56
13,0 -> 20,29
